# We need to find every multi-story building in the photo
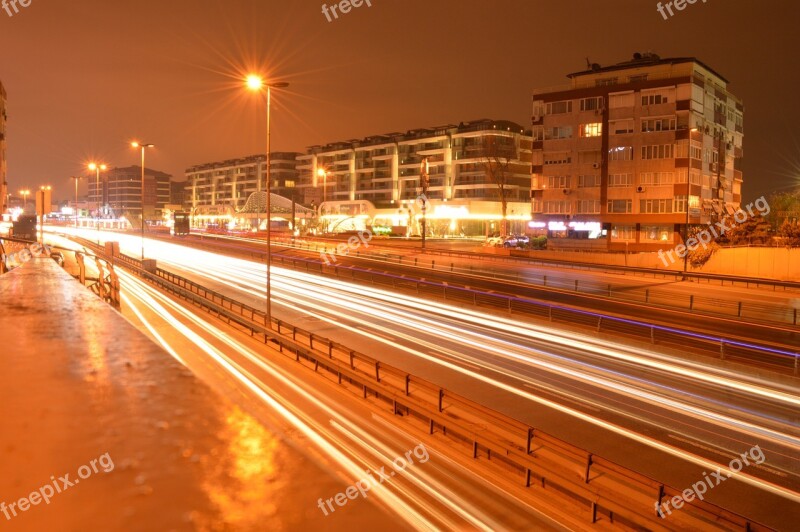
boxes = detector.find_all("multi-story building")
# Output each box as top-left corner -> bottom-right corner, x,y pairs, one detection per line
530,53 -> 743,251
89,166 -> 171,221
1,81 -> 7,215
296,119 -> 532,236
185,153 -> 301,212
170,180 -> 189,209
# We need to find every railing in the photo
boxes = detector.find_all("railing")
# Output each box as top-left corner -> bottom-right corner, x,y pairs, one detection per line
107,248 -> 773,531
147,234 -> 799,375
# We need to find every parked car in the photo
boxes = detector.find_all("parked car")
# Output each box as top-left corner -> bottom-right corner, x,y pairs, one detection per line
502,234 -> 530,248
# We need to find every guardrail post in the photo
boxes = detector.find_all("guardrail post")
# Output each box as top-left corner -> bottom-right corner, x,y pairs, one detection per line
794,308 -> 797,326
645,289 -> 649,303
737,301 -> 743,317
574,279 -> 578,292
328,341 -> 333,358
350,351 -> 355,369
543,275 -> 547,287
650,327 -> 655,344
689,294 -> 694,310
438,389 -> 444,412
375,362 -> 380,383
584,454 -> 593,483
432,260 -> 435,269
526,428 -> 534,454
720,341 -> 726,360
472,440 -> 478,459
597,317 -> 602,332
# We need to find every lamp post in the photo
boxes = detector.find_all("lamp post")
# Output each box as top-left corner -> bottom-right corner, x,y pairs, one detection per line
131,143 -> 154,261
247,75 -> 288,329
683,127 -> 699,274
317,167 -> 328,233
19,189 -> 30,211
88,162 -> 107,245
70,177 -> 81,228
420,157 -> 430,249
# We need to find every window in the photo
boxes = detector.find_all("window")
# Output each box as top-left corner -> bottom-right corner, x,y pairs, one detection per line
580,97 -> 603,112
577,175 -> 600,188
531,126 -> 544,141
595,77 -> 618,87
640,199 -> 673,213
641,92 -> 669,106
607,199 -> 632,213
576,199 -> 601,214
608,146 -> 633,161
638,172 -> 674,186
284,180 -> 296,188
608,173 -> 633,187
578,150 -> 601,164
609,92 -> 635,108
545,101 -> 572,115
641,144 -> 674,160
544,200 -> 571,214
580,123 -> 602,138
546,175 -> 570,188
674,195 -> 687,213
629,74 -> 649,83
641,117 -> 676,132
544,151 -> 571,165
611,224 -> 635,240
641,225 -> 672,242
610,119 -> 634,134
546,126 -> 572,140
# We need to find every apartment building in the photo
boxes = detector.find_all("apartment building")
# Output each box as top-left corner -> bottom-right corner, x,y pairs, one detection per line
185,153 -> 301,212
0,81 -> 7,215
89,165 -> 172,220
296,119 -> 532,236
530,53 -> 743,251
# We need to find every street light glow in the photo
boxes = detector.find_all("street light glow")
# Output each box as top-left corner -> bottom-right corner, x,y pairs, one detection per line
246,75 -> 263,91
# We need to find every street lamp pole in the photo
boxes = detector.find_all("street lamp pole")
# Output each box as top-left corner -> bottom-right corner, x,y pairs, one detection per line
683,127 -> 698,274
19,189 -> 30,211
88,162 -> 107,246
131,143 -> 154,261
420,157 -> 429,249
317,167 -> 328,233
247,75 -> 289,329
71,177 -> 80,228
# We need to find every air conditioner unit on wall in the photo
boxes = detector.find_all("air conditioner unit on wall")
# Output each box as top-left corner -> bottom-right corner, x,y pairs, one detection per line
592,162 -> 600,169
562,188 -> 570,195
636,186 -> 646,193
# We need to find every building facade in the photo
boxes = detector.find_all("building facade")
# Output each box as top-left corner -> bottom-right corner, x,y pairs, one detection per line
296,119 -> 532,236
89,166 -> 171,220
530,53 -> 743,251
1,81 -> 7,215
185,153 -> 301,212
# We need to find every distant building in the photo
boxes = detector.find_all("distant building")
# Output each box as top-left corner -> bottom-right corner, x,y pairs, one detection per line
185,153 -> 301,212
530,53 -> 743,251
295,119 -> 533,236
1,81 -> 7,214
89,166 -> 171,220
170,180 -> 189,209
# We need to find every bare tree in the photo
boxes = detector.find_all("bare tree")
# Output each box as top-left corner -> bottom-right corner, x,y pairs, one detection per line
480,135 -> 518,236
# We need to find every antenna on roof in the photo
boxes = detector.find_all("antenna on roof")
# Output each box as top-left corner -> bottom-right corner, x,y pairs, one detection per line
585,57 -> 592,69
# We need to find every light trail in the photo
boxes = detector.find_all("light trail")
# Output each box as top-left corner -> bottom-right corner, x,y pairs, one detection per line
54,228 -> 800,502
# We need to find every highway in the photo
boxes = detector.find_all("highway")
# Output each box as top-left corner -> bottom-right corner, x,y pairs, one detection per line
51,228 -> 800,529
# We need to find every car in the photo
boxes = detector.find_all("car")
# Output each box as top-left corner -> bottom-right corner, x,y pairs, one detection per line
502,234 -> 530,248
485,233 -> 503,246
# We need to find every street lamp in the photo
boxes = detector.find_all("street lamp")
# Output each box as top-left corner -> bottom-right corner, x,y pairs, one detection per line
316,167 -> 328,233
247,74 -> 289,329
88,162 -> 107,245
683,127 -> 699,274
131,142 -> 154,261
19,189 -> 30,211
420,157 -> 430,249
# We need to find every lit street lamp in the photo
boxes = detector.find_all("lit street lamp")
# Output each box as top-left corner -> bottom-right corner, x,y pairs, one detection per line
131,142 -> 154,261
88,162 -> 107,245
247,74 -> 289,329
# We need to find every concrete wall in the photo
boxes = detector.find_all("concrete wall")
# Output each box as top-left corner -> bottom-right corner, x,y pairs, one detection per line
482,246 -> 800,281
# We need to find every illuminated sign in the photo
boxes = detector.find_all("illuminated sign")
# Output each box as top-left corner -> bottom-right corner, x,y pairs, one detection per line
568,221 -> 601,231
527,221 -> 546,229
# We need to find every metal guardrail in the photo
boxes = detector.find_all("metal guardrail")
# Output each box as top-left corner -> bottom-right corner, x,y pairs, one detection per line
157,236 -> 799,375
108,248 -> 772,531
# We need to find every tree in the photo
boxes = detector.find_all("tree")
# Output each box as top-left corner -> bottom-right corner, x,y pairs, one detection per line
480,135 -> 518,236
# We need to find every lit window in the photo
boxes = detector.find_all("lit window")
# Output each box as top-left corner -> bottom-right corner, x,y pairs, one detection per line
580,123 -> 602,138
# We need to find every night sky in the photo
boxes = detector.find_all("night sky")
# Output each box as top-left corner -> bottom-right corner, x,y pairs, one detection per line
1,0 -> 798,203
